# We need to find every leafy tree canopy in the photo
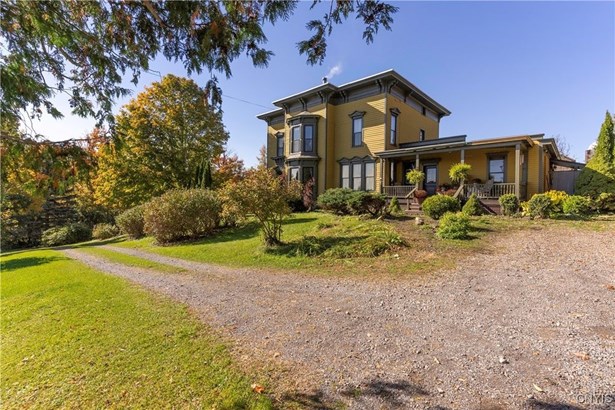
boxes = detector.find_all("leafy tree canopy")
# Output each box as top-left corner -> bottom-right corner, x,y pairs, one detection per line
93,74 -> 228,209
1,0 -> 397,130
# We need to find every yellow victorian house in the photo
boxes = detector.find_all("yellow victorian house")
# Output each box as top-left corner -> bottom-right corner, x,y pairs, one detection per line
257,70 -> 577,209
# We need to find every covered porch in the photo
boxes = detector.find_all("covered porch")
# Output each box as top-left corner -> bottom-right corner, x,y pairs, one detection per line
377,135 -> 537,200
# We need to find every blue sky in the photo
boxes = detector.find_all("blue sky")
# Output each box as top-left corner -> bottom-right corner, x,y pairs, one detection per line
37,1 -> 614,165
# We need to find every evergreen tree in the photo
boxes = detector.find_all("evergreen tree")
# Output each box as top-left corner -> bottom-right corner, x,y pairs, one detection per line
575,111 -> 615,197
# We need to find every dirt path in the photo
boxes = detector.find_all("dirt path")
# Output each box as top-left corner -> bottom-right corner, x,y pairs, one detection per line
61,226 -> 615,409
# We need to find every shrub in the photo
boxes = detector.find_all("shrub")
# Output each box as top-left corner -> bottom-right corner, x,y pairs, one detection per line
526,194 -> 552,219
144,189 -> 221,244
347,191 -> 387,217
449,163 -> 472,184
499,194 -> 520,216
436,212 -> 470,240
387,196 -> 403,215
221,168 -> 302,246
92,223 -> 120,240
41,223 -> 92,247
116,205 -> 146,238
462,193 -> 483,216
544,190 -> 568,214
562,195 -> 592,216
317,188 -> 356,215
591,192 -> 615,214
421,195 -> 460,220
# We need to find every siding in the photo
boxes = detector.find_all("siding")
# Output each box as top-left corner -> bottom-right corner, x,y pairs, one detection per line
526,145 -> 540,197
266,122 -> 285,167
386,94 -> 440,149
332,94 -> 386,191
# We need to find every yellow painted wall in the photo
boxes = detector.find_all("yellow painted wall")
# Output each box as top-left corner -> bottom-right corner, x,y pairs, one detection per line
386,94 -> 440,149
526,144 -> 540,197
332,94 -> 386,191
266,122 -> 285,167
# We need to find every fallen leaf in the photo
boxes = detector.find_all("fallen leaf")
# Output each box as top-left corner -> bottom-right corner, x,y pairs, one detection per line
533,384 -> 544,393
573,351 -> 590,361
605,284 -> 615,291
251,383 -> 265,394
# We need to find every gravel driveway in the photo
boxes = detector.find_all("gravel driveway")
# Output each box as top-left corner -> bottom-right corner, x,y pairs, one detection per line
62,225 -> 615,409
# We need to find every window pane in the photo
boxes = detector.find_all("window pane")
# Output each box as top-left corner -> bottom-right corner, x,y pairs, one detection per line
302,167 -> 314,182
419,129 -> 425,141
291,127 -> 301,153
353,163 -> 362,190
290,167 -> 299,180
365,163 -> 375,191
389,161 -> 395,184
352,117 -> 362,146
303,125 -> 313,152
425,167 -> 437,183
277,136 -> 284,156
341,164 -> 350,188
489,158 -> 505,182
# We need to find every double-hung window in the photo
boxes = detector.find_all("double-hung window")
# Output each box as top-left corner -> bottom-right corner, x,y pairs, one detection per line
349,111 -> 365,147
364,162 -> 375,191
419,129 -> 425,141
303,125 -> 314,152
341,164 -> 350,188
352,163 -> 362,190
276,133 -> 284,156
291,126 -> 301,153
390,108 -> 399,145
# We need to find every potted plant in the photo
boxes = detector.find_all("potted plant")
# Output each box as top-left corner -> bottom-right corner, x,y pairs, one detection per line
406,169 -> 427,204
449,163 -> 472,186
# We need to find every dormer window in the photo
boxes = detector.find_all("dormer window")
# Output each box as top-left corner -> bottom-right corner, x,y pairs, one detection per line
349,111 -> 366,147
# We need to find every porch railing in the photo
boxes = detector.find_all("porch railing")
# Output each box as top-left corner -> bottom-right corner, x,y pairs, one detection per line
464,182 -> 516,199
383,185 -> 415,197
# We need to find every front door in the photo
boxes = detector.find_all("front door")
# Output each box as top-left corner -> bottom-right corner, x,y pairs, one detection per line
423,165 -> 437,195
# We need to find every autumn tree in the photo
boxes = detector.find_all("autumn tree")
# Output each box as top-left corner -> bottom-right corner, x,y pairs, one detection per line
212,152 -> 246,189
221,167 -> 301,246
575,111 -> 615,196
93,75 -> 228,210
1,1 -> 397,130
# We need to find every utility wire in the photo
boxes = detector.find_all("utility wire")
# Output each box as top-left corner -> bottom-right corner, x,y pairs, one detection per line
222,94 -> 273,109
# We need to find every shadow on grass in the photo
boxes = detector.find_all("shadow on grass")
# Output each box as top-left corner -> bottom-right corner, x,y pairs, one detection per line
71,237 -> 126,248
283,216 -> 319,225
0,255 -> 68,272
265,235 -> 368,258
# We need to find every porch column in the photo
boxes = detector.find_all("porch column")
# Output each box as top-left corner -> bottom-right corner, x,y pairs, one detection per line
515,143 -> 521,198
415,154 -> 421,189
381,158 -> 387,190
460,149 -> 465,164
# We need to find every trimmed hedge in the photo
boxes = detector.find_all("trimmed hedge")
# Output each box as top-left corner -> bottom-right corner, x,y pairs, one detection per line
462,193 -> 483,216
436,212 -> 470,240
526,194 -> 552,219
562,195 -> 592,216
317,188 -> 386,217
92,223 -> 120,240
116,205 -> 146,238
499,194 -> 519,216
41,223 -> 92,247
144,189 -> 221,244
421,195 -> 460,220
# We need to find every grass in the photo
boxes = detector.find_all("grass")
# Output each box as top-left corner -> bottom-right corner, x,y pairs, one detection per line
76,246 -> 186,274
0,249 -> 272,409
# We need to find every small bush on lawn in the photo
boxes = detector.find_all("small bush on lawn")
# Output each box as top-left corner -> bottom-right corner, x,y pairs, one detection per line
387,196 -> 403,215
436,212 -> 470,240
462,193 -> 483,216
41,223 -> 92,247
544,190 -> 568,214
116,205 -> 146,238
317,188 -> 356,215
526,194 -> 552,219
422,195 -> 460,220
562,195 -> 592,216
145,189 -> 221,244
92,223 -> 120,240
347,191 -> 387,217
591,192 -> 615,214
499,194 -> 519,216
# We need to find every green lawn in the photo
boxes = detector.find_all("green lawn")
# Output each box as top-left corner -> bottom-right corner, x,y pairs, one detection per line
0,249 -> 271,409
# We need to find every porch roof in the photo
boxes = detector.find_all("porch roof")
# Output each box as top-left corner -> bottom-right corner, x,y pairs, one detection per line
375,134 -> 541,159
